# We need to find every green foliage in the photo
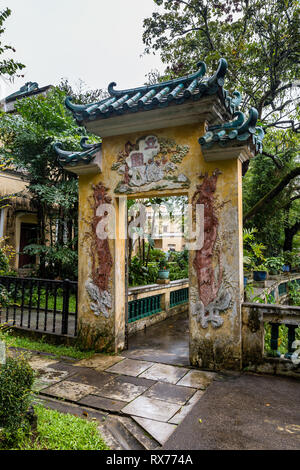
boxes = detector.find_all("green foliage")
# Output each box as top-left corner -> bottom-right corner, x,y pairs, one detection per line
143,1 -> 299,125
58,78 -> 108,105
0,238 -> 16,307
0,356 -> 34,440
283,250 -> 300,270
129,256 -> 159,286
144,1 -> 300,252
264,256 -> 285,274
243,228 -> 266,270
0,329 -> 95,360
0,8 -> 25,78
129,249 -> 188,286
243,131 -> 300,254
252,291 -> 275,304
0,88 -> 92,279
2,405 -> 109,450
287,281 -> 300,306
264,323 -> 300,355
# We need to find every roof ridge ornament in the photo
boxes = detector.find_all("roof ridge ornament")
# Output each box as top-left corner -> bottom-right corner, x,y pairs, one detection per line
5,81 -> 39,102
53,137 -> 102,167
207,58 -> 228,88
107,61 -> 207,97
199,106 -> 264,154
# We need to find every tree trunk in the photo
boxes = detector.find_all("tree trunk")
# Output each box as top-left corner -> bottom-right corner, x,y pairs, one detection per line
283,221 -> 300,251
244,167 -> 300,223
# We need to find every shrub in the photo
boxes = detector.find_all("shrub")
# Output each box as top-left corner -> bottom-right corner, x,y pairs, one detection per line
288,281 -> 300,306
0,356 -> 35,439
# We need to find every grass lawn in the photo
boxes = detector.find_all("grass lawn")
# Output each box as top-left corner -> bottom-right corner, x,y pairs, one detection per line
0,328 -> 95,360
2,405 -> 109,450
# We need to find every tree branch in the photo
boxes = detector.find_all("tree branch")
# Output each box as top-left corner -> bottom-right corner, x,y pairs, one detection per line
244,166 -> 300,223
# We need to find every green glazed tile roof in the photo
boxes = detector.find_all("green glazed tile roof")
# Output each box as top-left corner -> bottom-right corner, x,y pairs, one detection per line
53,137 -> 101,166
65,58 -> 242,123
199,108 -> 264,154
4,81 -> 53,103
55,57 -> 264,166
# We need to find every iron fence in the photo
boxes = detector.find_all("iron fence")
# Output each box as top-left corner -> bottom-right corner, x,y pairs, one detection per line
0,276 -> 78,336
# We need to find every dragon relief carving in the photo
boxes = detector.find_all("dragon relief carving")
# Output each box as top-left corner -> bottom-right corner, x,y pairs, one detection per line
86,183 -> 113,318
192,169 -> 232,328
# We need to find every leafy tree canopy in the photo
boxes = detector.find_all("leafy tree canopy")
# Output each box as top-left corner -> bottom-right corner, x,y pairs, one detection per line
0,87 -> 99,279
143,0 -> 300,253
0,7 -> 25,78
143,0 -> 299,130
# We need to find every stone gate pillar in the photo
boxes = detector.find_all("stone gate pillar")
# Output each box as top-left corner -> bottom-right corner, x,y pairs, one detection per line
55,58 -> 264,367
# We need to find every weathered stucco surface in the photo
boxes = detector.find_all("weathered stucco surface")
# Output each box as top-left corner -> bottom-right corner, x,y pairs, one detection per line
77,122 -> 244,369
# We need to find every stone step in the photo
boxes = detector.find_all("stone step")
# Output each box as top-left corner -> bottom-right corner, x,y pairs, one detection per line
103,415 -> 160,451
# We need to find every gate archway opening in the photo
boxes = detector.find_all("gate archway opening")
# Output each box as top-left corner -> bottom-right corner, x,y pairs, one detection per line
124,194 -> 190,366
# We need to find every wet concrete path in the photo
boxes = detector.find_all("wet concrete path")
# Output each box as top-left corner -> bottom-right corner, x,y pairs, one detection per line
163,373 -> 300,450
125,311 -> 190,366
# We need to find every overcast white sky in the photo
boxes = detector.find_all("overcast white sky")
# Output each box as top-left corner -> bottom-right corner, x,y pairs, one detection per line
2,0 -> 165,99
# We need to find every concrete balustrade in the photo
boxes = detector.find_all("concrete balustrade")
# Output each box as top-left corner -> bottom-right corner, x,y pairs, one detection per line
242,302 -> 300,378
127,279 -> 189,335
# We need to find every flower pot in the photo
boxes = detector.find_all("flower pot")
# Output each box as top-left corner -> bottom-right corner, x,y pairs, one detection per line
244,276 -> 248,287
282,265 -> 290,272
158,270 -> 170,280
253,270 -> 267,282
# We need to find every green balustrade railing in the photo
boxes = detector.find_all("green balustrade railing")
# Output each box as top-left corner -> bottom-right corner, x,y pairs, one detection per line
266,322 -> 300,359
170,288 -> 189,308
278,282 -> 287,296
128,294 -> 162,323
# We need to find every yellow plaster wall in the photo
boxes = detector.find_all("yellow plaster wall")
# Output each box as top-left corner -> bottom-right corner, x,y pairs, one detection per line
77,122 -> 243,368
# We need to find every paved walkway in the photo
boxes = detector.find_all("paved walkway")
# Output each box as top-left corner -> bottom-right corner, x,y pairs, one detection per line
125,311 -> 189,366
25,350 -> 217,446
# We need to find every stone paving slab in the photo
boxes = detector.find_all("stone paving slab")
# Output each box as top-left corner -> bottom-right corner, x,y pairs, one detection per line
121,396 -> 182,422
143,382 -> 196,405
41,380 -> 98,402
74,354 -> 125,370
106,358 -> 154,377
125,349 -> 189,367
177,370 -> 216,389
168,390 -> 206,425
95,379 -> 148,402
67,368 -> 115,388
79,394 -> 127,413
28,355 -> 60,370
27,349 -> 211,447
33,379 -> 54,393
133,417 -> 177,445
47,361 -> 87,375
139,363 -> 189,384
114,374 -> 156,389
34,367 -> 69,384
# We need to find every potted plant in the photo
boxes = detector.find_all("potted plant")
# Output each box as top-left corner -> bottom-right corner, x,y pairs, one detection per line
283,251 -> 299,272
264,256 -> 284,275
158,256 -> 170,280
253,264 -> 268,282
